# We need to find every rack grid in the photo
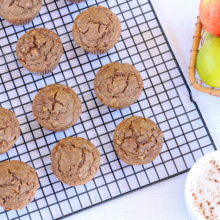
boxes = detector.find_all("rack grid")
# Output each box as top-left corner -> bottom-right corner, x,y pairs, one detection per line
0,0 -> 216,219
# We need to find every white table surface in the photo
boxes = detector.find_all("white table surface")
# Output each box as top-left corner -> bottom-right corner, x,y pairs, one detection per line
64,0 -> 220,219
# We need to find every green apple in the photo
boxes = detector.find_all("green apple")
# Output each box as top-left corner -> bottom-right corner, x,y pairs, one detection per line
204,31 -> 217,42
196,38 -> 220,87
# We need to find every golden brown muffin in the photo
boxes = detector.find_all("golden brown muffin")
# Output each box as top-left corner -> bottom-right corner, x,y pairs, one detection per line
0,160 -> 39,210
0,107 -> 20,154
16,28 -> 63,74
32,84 -> 82,132
113,116 -> 164,165
94,62 -> 143,109
51,137 -> 100,186
0,0 -> 42,25
72,6 -> 121,54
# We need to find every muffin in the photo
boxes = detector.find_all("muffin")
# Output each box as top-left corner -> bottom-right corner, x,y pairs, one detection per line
0,107 -> 20,154
94,62 -> 143,109
72,6 -> 121,54
0,160 -> 39,210
113,116 -> 164,165
0,0 -> 42,25
32,84 -> 82,132
16,28 -> 63,74
51,137 -> 100,186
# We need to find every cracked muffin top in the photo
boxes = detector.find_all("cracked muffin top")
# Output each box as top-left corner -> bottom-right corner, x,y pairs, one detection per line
0,107 -> 20,154
32,84 -> 82,131
51,137 -> 100,186
0,160 -> 39,210
16,28 -> 63,74
72,6 -> 121,54
0,0 -> 42,25
94,62 -> 143,109
113,116 -> 164,165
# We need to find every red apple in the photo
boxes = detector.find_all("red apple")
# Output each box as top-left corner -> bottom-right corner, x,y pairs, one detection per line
200,0 -> 220,36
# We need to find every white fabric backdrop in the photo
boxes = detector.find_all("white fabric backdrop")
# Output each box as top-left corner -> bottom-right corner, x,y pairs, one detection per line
65,0 -> 220,219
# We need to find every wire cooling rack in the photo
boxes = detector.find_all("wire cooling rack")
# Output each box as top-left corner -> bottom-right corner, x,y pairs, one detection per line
0,0 -> 217,219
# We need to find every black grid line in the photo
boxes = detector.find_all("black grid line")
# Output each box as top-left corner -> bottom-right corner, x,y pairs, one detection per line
0,0 -> 217,219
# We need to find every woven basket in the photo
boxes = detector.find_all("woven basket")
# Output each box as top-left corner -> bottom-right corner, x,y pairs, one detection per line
189,16 -> 220,97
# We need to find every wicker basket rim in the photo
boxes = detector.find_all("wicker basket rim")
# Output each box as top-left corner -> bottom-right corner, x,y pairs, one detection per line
189,16 -> 220,97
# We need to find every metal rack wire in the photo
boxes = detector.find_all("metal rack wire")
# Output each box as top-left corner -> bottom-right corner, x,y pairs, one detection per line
0,0 -> 216,219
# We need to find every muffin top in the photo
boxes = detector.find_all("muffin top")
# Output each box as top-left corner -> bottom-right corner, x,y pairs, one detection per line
32,84 -> 82,131
16,28 -> 63,73
0,160 -> 39,210
0,0 -> 42,25
113,116 -> 164,165
94,62 -> 143,109
0,107 -> 20,154
72,6 -> 121,53
51,137 -> 100,186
